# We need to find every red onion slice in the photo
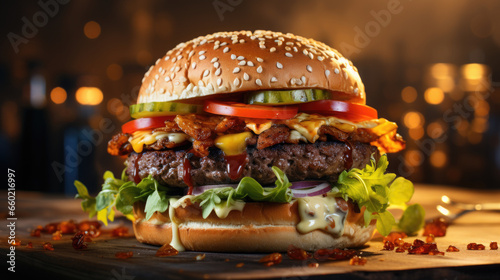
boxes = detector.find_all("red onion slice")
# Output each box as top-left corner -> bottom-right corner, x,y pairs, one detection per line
290,181 -> 327,189
291,182 -> 331,197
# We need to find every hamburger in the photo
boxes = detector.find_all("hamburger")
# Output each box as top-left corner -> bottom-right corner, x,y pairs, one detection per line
75,30 -> 424,252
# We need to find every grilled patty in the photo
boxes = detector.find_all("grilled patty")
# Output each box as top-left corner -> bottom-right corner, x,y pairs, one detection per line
125,141 -> 379,188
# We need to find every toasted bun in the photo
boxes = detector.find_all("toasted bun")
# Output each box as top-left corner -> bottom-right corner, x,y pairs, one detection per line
132,198 -> 375,252
138,30 -> 366,105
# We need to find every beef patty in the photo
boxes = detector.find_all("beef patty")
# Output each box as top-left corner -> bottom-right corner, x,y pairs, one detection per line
125,141 -> 379,188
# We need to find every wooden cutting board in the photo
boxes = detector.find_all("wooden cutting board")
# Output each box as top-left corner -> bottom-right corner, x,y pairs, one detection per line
1,185 -> 500,279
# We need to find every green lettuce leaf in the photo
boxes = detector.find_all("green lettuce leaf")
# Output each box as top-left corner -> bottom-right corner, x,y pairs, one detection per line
334,154 -> 424,236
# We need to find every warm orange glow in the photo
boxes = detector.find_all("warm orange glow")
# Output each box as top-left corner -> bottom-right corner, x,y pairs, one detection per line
76,87 -> 103,105
107,98 -> 126,116
409,127 -> 424,140
84,21 -> 101,39
474,100 -> 490,117
50,87 -> 67,104
430,150 -> 447,168
430,63 -> 455,79
471,117 -> 489,133
106,64 -> 123,81
427,121 -> 445,139
405,150 -> 423,167
461,63 -> 487,80
424,87 -> 445,105
467,131 -> 483,144
403,111 -> 424,129
401,86 -> 417,103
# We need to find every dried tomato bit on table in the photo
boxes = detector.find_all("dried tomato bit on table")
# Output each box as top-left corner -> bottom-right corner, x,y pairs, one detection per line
43,242 -> 54,251
408,239 -> 445,255
313,248 -> 357,260
423,217 -> 448,237
287,245 -> 312,260
259,252 -> 282,266
71,231 -> 89,250
382,240 -> 395,251
111,226 -> 129,237
31,225 -> 43,237
26,242 -> 33,249
490,242 -> 498,250
383,232 -> 408,243
349,256 -> 367,265
155,244 -> 179,257
115,251 -> 134,259
467,243 -> 485,250
52,230 -> 62,240
446,245 -> 460,252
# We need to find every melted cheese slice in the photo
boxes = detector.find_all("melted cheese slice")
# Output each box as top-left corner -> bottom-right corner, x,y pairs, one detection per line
129,131 -> 192,153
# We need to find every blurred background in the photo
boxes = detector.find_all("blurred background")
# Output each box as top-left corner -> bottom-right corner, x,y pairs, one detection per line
1,0 -> 499,195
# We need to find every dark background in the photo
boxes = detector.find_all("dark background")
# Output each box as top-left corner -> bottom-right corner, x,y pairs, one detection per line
1,0 -> 499,195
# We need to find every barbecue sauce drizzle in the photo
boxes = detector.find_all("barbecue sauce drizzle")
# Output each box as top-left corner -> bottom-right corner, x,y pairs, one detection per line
133,153 -> 143,184
225,152 -> 247,181
343,141 -> 354,170
182,157 -> 194,195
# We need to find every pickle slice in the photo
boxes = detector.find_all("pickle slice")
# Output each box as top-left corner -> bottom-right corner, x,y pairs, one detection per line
130,101 -> 203,118
246,89 -> 332,105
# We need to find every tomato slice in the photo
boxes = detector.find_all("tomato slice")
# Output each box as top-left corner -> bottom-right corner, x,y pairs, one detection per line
204,100 -> 298,120
122,116 -> 175,134
299,100 -> 378,122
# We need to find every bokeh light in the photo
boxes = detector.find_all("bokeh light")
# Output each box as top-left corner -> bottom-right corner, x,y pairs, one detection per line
430,150 -> 447,168
424,87 -> 445,105
84,21 -> 101,39
401,86 -> 417,103
50,87 -> 67,104
75,87 -> 103,105
403,111 -> 424,129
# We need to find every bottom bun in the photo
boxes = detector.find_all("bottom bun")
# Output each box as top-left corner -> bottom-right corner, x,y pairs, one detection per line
132,198 -> 376,252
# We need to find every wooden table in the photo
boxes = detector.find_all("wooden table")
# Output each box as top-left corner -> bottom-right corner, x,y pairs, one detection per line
1,184 -> 500,279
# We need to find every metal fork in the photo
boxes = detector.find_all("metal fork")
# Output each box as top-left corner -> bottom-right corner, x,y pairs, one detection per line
434,195 -> 500,224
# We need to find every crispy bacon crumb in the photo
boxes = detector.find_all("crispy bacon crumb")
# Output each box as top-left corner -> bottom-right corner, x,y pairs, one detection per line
156,244 -> 179,257
287,245 -> 312,260
115,251 -> 133,259
490,242 -> 498,250
467,243 -> 485,250
71,231 -> 89,250
446,245 -> 460,252
43,242 -> 54,251
349,256 -> 367,265
259,253 -> 282,266
423,217 -> 448,237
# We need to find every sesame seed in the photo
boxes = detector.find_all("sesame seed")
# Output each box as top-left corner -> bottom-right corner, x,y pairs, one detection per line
271,77 -> 278,82
256,57 -> 263,62
325,69 -> 331,77
233,67 -> 241,74
180,77 -> 187,83
199,55 -> 206,60
215,68 -> 222,76
223,47 -> 230,53
306,65 -> 312,72
211,57 -> 218,63
308,53 -> 314,59
217,78 -> 222,87
290,78 -> 296,85
172,57 -> 177,63
293,47 -> 298,52
276,62 -> 283,69
214,62 -> 220,68
334,68 -> 340,74
303,49 -> 308,56
175,66 -> 180,72
155,58 -> 161,65
301,76 -> 306,84
317,56 -> 324,61
260,44 -> 266,49
165,76 -> 171,82
238,60 -> 246,66
286,41 -> 294,46
203,70 -> 210,77
270,47 -> 276,52
237,56 -> 245,60
239,39 -> 245,43
164,56 -> 170,61
208,82 -> 214,91
155,74 -> 159,80
257,66 -> 263,73
231,54 -> 236,60
354,88 -> 359,94
285,52 -> 293,57
192,62 -> 197,69
256,79 -> 262,86
174,80 -> 180,86
234,77 -> 240,87
220,42 -> 227,46
247,61 -> 254,67
177,55 -> 183,60
285,46 -> 291,51
243,73 -> 250,81
199,50 -> 206,55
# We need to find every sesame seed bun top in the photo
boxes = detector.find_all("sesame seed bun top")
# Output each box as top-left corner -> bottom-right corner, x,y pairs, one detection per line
138,30 -> 366,105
